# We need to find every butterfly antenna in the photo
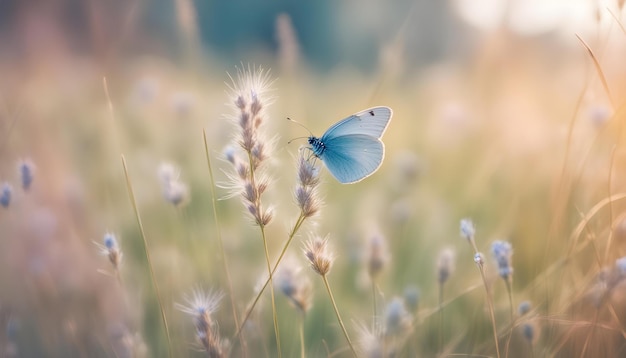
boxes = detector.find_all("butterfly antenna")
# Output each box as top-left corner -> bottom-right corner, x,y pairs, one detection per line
287,136 -> 308,145
287,117 -> 313,136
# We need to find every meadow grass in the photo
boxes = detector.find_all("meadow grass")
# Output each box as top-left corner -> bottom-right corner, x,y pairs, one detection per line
3,3 -> 626,358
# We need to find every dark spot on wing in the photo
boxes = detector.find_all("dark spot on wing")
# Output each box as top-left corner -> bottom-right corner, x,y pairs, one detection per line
369,110 -> 375,116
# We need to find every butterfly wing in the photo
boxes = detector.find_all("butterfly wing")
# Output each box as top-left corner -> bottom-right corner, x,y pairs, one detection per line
319,134 -> 385,184
322,106 -> 392,140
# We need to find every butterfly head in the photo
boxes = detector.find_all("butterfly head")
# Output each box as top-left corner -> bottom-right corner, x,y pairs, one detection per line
308,136 -> 326,157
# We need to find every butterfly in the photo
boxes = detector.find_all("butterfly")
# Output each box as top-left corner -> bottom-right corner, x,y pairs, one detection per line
308,106 -> 393,184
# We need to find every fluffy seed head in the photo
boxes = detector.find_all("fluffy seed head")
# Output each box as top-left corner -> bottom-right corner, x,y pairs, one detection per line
297,154 -> 320,187
437,248 -> 456,285
158,162 -> 178,185
164,180 -> 189,206
356,323 -> 383,358
275,259 -> 312,314
295,186 -> 319,218
158,162 -> 189,207
227,65 -> 274,156
384,297 -> 411,337
304,236 -> 334,276
491,240 -> 514,280
367,234 -> 389,279
176,288 -> 225,357
460,218 -> 476,241
95,232 -> 122,269
224,66 -> 277,229
294,153 -> 321,218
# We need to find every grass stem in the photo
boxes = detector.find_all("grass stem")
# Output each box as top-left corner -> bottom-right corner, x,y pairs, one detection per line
121,155 -> 173,358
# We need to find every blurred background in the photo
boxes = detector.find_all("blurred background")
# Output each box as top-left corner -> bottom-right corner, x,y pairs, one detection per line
2,0 -> 626,357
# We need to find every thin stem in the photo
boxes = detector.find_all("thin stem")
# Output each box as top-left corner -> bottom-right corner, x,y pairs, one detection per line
236,213 -> 307,337
504,279 -> 514,358
371,279 -> 377,331
321,274 -> 357,358
467,236 -> 500,358
121,155 -> 172,358
260,224 -> 281,357
505,279 -> 514,324
203,130 -> 247,357
114,268 -> 123,287
438,282 -> 444,355
299,312 -> 306,358
246,151 -> 281,358
477,264 -> 501,358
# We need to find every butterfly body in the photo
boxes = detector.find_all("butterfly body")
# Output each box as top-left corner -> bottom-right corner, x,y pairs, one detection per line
307,106 -> 392,184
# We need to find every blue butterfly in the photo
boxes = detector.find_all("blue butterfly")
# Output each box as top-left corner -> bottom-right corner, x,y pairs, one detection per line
308,106 -> 393,184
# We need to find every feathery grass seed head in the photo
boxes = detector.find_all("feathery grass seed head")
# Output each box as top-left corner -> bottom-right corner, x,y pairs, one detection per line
367,234 -> 389,279
227,65 -> 274,157
95,232 -> 122,269
437,248 -> 456,284
294,154 -> 321,218
164,180 -> 189,206
297,154 -> 320,187
304,236 -> 334,276
176,288 -> 225,357
275,259 -> 312,314
157,162 -> 189,207
460,218 -> 476,241
356,323 -> 383,358
295,186 -> 319,218
224,66 -> 276,227
491,240 -> 513,280
384,297 -> 411,337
